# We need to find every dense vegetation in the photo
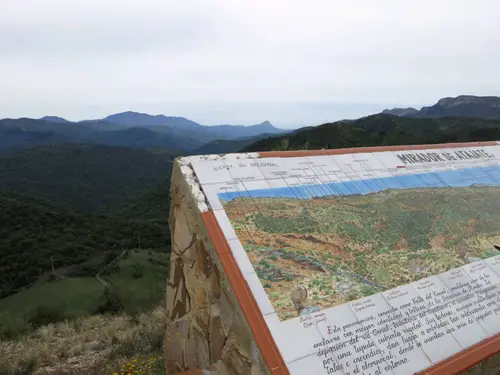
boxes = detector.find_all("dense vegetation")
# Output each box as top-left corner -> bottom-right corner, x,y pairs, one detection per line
0,144 -> 176,212
0,143 -> 173,348
115,178 -> 171,222
191,133 -> 277,155
243,114 -> 500,152
0,193 -> 169,299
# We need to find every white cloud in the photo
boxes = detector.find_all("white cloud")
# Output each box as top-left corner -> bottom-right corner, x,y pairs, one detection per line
1,0 -> 499,127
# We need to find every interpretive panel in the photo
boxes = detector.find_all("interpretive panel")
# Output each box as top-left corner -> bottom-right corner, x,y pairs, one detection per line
192,145 -> 500,375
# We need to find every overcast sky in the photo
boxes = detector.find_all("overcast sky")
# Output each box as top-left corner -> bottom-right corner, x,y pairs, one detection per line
1,0 -> 499,128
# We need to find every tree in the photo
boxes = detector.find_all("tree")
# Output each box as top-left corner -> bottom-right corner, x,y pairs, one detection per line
94,287 -> 125,315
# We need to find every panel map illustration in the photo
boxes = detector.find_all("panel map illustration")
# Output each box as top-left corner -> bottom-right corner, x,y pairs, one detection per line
217,156 -> 500,321
190,144 -> 500,374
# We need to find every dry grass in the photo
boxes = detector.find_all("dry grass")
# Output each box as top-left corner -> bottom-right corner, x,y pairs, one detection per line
0,307 -> 166,375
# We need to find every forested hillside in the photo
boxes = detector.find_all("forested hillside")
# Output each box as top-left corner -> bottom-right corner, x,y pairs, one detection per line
0,145 -> 177,211
0,114 -> 284,153
0,193 -> 169,299
0,144 -> 174,344
191,133 -> 278,155
242,114 -> 500,152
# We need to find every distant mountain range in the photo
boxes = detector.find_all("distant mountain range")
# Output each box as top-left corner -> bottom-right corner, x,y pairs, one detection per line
100,111 -> 201,128
100,112 -> 284,141
39,116 -> 70,123
42,111 -> 284,139
2,95 -> 500,155
0,111 -> 286,153
383,95 -> 500,119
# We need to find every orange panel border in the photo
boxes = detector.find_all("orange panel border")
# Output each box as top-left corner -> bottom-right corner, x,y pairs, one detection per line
416,333 -> 500,375
201,140 -> 500,375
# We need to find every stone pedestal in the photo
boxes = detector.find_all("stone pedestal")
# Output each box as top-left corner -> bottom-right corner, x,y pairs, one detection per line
164,158 -> 270,375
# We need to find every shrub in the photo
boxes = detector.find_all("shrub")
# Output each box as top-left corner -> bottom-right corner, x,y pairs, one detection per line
94,288 -> 125,315
131,264 -> 144,279
27,304 -> 67,329
111,355 -> 164,375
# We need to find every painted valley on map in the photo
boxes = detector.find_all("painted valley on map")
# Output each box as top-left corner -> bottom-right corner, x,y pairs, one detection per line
219,166 -> 500,320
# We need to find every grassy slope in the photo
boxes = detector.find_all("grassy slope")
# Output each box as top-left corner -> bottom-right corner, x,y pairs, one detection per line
0,278 -> 105,318
0,250 -> 169,337
104,250 -> 169,313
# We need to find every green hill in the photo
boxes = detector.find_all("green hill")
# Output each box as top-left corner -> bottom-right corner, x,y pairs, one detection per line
0,248 -> 169,338
242,114 -> 500,152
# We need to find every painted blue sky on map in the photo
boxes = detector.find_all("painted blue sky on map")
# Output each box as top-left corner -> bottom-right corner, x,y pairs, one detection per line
217,166 -> 500,201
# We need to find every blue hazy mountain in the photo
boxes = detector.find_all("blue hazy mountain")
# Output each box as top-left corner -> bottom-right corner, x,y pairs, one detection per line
0,112 -> 284,153
39,116 -> 70,123
102,111 -> 201,129
207,121 -> 282,139
99,111 -> 284,141
0,117 -> 202,152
